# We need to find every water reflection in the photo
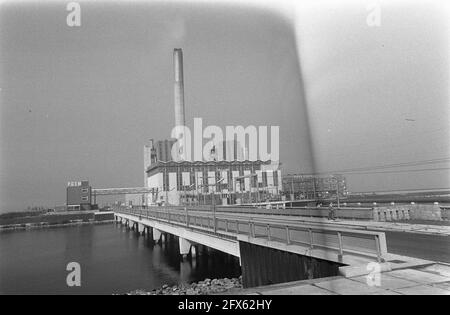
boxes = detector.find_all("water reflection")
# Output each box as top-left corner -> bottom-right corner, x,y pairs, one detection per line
121,224 -> 242,286
0,224 -> 241,294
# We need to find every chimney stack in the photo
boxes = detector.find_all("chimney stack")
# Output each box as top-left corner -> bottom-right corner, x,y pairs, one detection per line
173,48 -> 185,129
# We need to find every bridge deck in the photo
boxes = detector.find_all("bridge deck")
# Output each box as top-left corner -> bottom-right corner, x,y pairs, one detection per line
115,207 -> 389,267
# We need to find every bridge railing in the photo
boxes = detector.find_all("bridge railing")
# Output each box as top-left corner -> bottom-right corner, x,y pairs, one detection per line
115,208 -> 387,262
113,205 -> 374,220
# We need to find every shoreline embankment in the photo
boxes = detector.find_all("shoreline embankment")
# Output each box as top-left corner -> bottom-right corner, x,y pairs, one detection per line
126,276 -> 243,295
0,211 -> 114,232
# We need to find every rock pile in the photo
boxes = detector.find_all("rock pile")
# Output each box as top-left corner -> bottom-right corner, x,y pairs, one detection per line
127,276 -> 243,295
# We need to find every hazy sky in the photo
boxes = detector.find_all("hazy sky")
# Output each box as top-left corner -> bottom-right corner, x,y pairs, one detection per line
1,0 -> 449,210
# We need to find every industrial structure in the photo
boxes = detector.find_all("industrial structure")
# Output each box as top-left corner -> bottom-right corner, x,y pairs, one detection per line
145,159 -> 281,205
143,48 -> 282,206
282,174 -> 347,201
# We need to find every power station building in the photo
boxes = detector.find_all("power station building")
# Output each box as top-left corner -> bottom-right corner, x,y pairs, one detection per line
145,145 -> 282,206
143,48 -> 282,206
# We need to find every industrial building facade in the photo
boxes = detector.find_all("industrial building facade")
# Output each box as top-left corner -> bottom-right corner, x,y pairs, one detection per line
66,180 -> 92,210
282,174 -> 347,200
146,160 -> 282,205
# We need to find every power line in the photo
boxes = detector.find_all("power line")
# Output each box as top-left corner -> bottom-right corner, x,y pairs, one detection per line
329,157 -> 450,173
339,166 -> 450,175
349,187 -> 450,194
307,157 -> 450,175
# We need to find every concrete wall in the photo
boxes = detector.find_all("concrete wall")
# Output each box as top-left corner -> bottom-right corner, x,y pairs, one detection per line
239,241 -> 342,288
214,206 -> 374,220
373,204 -> 442,221
442,207 -> 450,220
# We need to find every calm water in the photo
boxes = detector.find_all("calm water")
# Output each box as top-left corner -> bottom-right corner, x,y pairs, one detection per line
0,223 -> 241,294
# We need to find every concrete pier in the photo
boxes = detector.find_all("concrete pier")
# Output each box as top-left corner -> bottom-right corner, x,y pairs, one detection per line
179,237 -> 193,258
191,245 -> 197,258
153,228 -> 162,243
239,241 -> 342,288
137,223 -> 145,235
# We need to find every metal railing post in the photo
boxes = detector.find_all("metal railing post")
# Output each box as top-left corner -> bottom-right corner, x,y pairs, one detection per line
214,217 -> 217,234
309,228 -> 314,249
375,235 -> 382,262
337,232 -> 344,260
267,224 -> 271,241
236,220 -> 239,234
286,226 -> 290,245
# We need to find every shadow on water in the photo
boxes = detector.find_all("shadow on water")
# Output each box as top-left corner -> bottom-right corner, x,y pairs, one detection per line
122,224 -> 242,285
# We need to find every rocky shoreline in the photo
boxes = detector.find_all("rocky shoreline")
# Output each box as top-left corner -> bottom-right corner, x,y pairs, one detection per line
127,276 -> 243,295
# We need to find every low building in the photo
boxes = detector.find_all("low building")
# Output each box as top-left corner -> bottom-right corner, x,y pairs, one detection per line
66,180 -> 92,210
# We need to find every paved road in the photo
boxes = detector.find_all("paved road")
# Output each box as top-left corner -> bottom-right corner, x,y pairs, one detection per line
385,231 -> 450,263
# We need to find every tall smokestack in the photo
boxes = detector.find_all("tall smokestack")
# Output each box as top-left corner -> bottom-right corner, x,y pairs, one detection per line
173,48 -> 185,129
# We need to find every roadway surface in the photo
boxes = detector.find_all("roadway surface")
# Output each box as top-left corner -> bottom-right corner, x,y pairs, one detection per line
385,232 -> 450,263
150,207 -> 450,264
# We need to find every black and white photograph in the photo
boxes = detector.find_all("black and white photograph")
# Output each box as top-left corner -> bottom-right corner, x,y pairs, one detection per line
0,0 -> 449,298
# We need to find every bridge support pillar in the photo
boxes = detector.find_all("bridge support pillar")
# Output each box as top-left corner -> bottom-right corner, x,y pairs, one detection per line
179,238 -> 193,258
153,228 -> 162,243
137,223 -> 145,235
190,245 -> 197,258
239,241 -> 343,288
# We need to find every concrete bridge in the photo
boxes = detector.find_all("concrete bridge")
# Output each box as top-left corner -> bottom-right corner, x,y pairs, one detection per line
114,206 -> 394,288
